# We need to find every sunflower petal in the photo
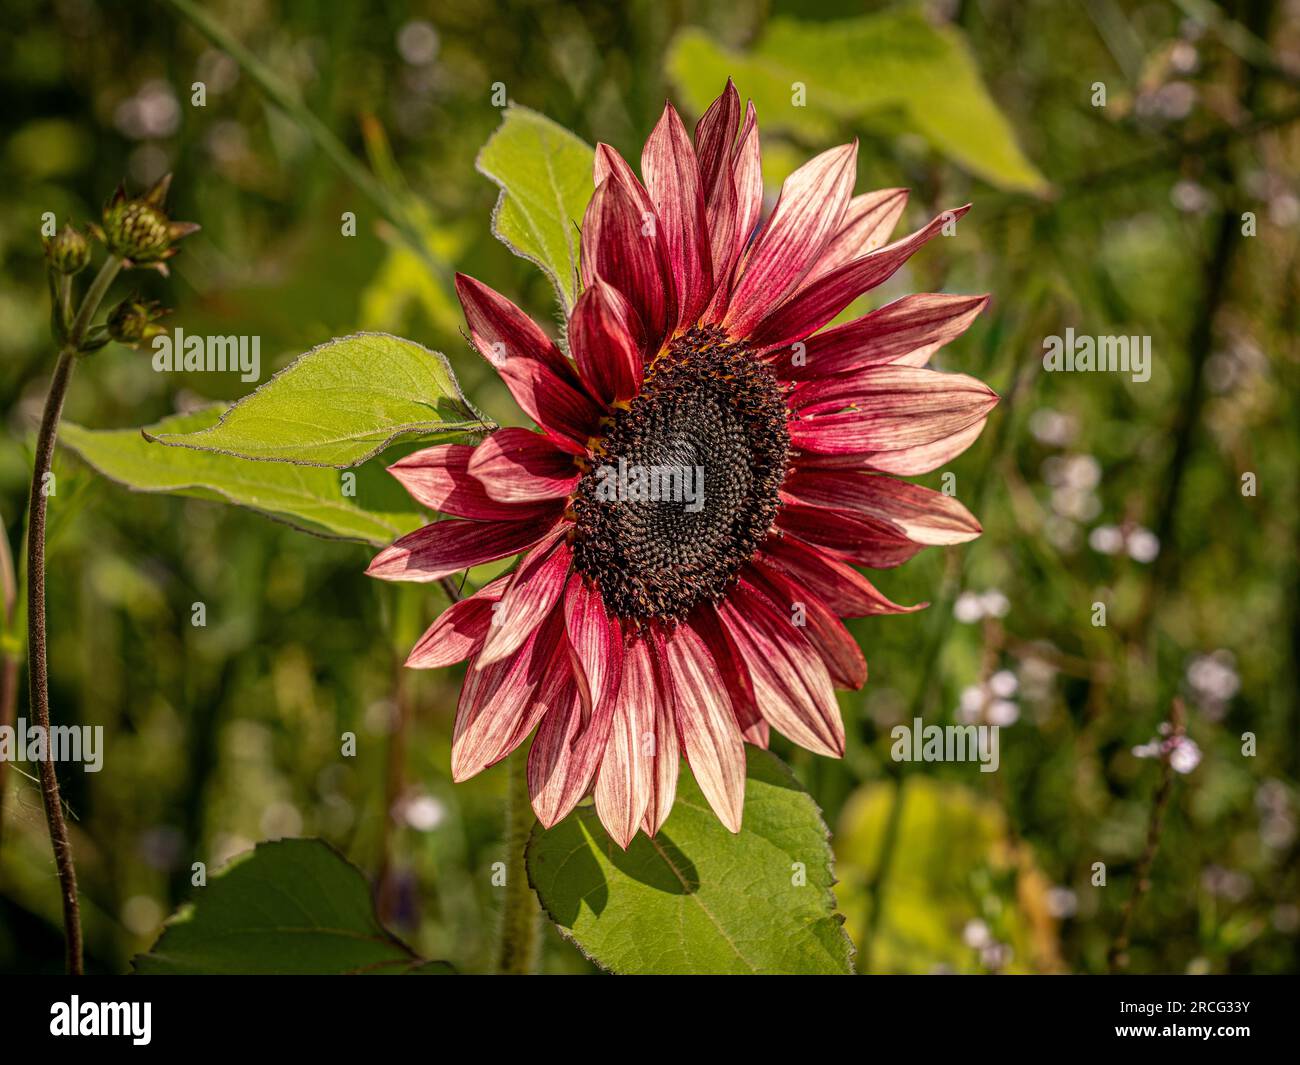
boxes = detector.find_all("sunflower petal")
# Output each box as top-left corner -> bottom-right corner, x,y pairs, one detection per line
365,512 -> 560,583
466,428 -> 580,504
568,277 -> 644,404
594,636 -> 656,848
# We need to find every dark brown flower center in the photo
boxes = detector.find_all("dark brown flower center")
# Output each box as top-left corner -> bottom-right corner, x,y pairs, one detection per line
571,325 -> 790,623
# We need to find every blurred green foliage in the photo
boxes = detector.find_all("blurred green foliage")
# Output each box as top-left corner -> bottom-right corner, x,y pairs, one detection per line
0,0 -> 1297,975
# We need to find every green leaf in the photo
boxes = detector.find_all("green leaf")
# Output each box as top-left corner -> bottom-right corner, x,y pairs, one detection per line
834,778 -> 1061,974
667,12 -> 1048,194
526,748 -> 855,974
476,103 -> 596,310
61,408 -> 424,546
133,839 -> 452,974
145,332 -> 490,468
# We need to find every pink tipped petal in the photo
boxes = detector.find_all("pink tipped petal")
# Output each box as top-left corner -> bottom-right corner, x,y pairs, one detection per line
563,573 -> 624,717
757,535 -> 925,618
388,445 -> 556,520
451,606 -> 566,781
749,204 -> 972,351
784,469 -> 981,546
641,631 -> 680,836
664,623 -> 746,833
693,78 -> 741,198
689,606 -> 768,747
745,564 -> 866,690
568,278 -> 644,405
643,101 -> 713,330
776,293 -> 990,380
801,188 -> 909,285
717,581 -> 845,758
594,636 -> 657,848
789,366 -> 999,455
528,669 -> 617,828
580,177 -> 674,354
404,574 -> 510,669
705,100 -> 762,324
365,511 -> 561,583
778,498 -> 922,569
725,141 -> 859,337
466,427 -> 580,504
476,534 -> 571,666
455,274 -> 602,453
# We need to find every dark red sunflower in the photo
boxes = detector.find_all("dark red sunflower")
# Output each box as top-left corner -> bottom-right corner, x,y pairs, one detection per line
368,79 -> 997,847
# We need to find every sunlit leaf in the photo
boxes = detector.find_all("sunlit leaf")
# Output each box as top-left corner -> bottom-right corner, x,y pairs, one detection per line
527,748 -> 855,974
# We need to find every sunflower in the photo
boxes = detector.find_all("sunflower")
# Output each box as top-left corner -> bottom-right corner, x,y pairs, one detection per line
367,79 -> 997,847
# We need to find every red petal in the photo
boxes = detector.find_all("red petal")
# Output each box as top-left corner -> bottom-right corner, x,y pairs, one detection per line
451,606 -> 566,781
365,512 -> 560,583
568,278 -> 644,405
466,427 -> 580,504
704,99 -> 762,323
477,534 -> 571,666
777,498 -> 921,569
689,605 -> 767,747
528,667 -> 617,829
455,274 -> 602,453
642,102 -> 713,330
724,141 -> 858,338
594,635 -> 657,848
580,175 -> 675,354
785,469 -> 981,545
775,293 -> 989,381
717,581 -> 845,757
801,188 -> 909,285
803,416 -> 990,476
388,444 -> 556,520
744,563 -> 866,690
404,574 -> 510,669
789,366 -> 998,455
563,573 -> 624,718
693,78 -> 741,200
756,534 -> 925,618
664,623 -> 746,832
749,205 -> 971,351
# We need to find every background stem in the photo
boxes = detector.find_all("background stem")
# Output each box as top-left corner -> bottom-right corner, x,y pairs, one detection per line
496,750 -> 540,974
26,254 -> 120,975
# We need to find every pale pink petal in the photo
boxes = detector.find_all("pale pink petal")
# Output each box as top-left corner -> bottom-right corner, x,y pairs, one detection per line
749,204 -> 971,351
664,623 -> 746,832
568,278 -> 644,405
405,574 -> 511,669
777,498 -> 921,569
724,141 -> 858,337
451,606 -> 565,781
775,293 -> 989,380
466,427 -> 580,504
476,535 -> 571,666
594,636 -> 656,848
803,416 -> 990,476
783,469 -> 981,545
528,666 -> 618,828
788,366 -> 998,455
563,573 -> 624,717
744,563 -> 865,689
756,535 -> 925,618
801,188 -> 908,285
365,512 -> 561,583
641,630 -> 680,837
717,580 -> 845,758
642,101 -> 712,330
689,605 -> 768,747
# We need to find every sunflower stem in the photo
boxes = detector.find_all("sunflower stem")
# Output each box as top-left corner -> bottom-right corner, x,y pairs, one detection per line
27,252 -> 121,975
497,749 -> 540,974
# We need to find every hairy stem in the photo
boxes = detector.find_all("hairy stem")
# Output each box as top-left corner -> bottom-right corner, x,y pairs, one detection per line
497,750 -> 540,974
27,254 -> 121,975
0,516 -> 17,856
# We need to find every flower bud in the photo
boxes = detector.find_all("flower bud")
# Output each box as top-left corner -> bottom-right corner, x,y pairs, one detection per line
106,295 -> 169,347
90,174 -> 199,276
43,222 -> 91,275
